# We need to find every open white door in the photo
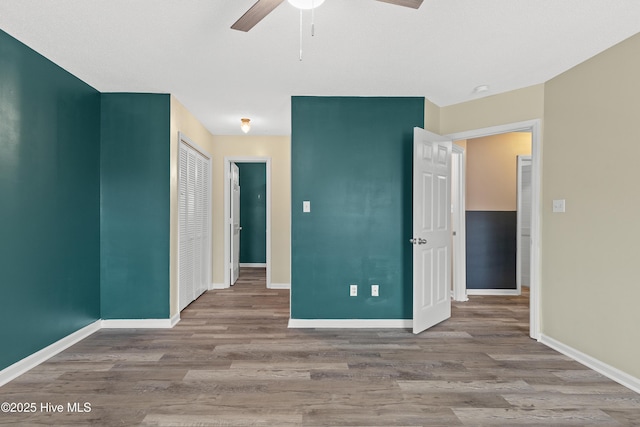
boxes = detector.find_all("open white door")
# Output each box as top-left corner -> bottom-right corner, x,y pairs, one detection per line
230,163 -> 241,285
412,127 -> 453,334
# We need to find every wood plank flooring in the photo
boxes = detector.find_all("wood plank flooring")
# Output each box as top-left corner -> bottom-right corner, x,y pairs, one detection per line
1,268 -> 639,426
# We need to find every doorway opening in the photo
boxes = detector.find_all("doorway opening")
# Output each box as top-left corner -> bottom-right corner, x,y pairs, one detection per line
454,132 -> 531,296
446,120 -> 541,340
224,157 -> 272,288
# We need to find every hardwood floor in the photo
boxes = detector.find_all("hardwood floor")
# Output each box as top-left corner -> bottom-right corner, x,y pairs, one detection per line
1,268 -> 639,426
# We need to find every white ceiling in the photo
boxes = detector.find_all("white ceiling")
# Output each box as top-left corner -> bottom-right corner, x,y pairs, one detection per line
1,0 -> 639,135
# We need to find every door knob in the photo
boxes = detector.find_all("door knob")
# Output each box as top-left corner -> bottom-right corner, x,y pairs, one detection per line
410,238 -> 428,245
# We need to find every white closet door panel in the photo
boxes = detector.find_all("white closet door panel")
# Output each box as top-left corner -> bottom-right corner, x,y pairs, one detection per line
178,140 -> 212,311
187,149 -> 198,304
179,145 -> 190,311
194,155 -> 205,298
200,158 -> 210,295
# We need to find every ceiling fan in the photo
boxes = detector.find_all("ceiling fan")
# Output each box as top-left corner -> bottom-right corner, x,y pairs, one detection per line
231,0 -> 424,32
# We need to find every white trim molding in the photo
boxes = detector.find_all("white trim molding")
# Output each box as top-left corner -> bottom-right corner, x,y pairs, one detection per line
268,283 -> 291,290
1,315 -> 182,387
540,334 -> 640,394
101,317 -> 179,329
210,282 -> 228,290
288,319 -> 412,329
451,143 -> 468,302
170,313 -> 180,327
0,321 -> 101,388
467,289 -> 521,296
240,263 -> 267,268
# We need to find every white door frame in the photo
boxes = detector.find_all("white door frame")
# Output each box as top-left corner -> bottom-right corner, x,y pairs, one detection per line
223,156 -> 272,288
451,144 -> 468,302
230,162 -> 241,285
445,119 -> 542,340
516,155 -> 532,291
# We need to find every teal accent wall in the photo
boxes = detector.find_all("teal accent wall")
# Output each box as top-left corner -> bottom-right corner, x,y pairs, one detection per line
238,163 -> 267,264
0,30 -> 101,370
100,94 -> 170,319
290,97 -> 424,319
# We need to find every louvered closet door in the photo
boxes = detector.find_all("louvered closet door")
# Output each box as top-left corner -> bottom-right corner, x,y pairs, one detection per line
186,149 -> 197,305
198,157 -> 210,296
179,141 -> 211,312
193,155 -> 203,300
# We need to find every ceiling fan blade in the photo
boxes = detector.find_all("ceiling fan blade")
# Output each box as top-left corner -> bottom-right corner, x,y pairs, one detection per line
231,0 -> 286,32
376,0 -> 423,9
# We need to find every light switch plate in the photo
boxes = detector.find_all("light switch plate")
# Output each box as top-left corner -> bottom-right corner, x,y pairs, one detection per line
552,199 -> 566,213
303,201 -> 311,213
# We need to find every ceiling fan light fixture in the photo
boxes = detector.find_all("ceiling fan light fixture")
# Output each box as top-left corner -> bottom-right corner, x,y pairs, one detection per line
240,118 -> 251,133
288,0 -> 325,10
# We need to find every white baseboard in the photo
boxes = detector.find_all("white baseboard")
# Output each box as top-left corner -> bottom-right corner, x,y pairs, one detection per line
210,282 -> 228,290
268,282 -> 290,290
288,319 -> 412,329
467,289 -> 520,296
240,263 -> 267,268
0,320 -> 101,388
101,317 -> 177,329
170,313 -> 180,327
540,334 -> 640,394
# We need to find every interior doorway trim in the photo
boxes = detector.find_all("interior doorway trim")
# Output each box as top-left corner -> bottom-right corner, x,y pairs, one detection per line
516,155 -> 533,292
223,156 -> 272,288
445,119 -> 542,340
451,144 -> 468,302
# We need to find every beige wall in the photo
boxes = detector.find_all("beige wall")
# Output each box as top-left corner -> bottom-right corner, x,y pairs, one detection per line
210,135 -> 291,287
541,32 -> 640,378
465,132 -> 531,211
436,33 -> 640,381
169,96 -> 216,317
440,84 -> 545,135
424,98 -> 441,133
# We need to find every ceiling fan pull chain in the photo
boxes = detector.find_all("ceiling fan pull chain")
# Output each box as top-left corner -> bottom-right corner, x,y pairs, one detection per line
311,0 -> 315,36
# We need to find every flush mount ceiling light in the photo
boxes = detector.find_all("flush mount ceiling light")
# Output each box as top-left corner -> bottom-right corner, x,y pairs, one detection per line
473,84 -> 490,94
240,118 -> 251,134
287,0 -> 325,9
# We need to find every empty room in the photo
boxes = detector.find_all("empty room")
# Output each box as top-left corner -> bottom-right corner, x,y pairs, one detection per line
1,1 -> 640,425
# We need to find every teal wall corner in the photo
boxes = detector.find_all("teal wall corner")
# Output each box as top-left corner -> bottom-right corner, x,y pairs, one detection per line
0,30 -> 101,370
238,163 -> 267,264
290,96 -> 424,320
100,93 -> 171,319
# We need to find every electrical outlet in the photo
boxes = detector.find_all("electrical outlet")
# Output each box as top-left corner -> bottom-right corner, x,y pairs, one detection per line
371,284 -> 379,297
552,199 -> 566,213
350,284 -> 358,297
